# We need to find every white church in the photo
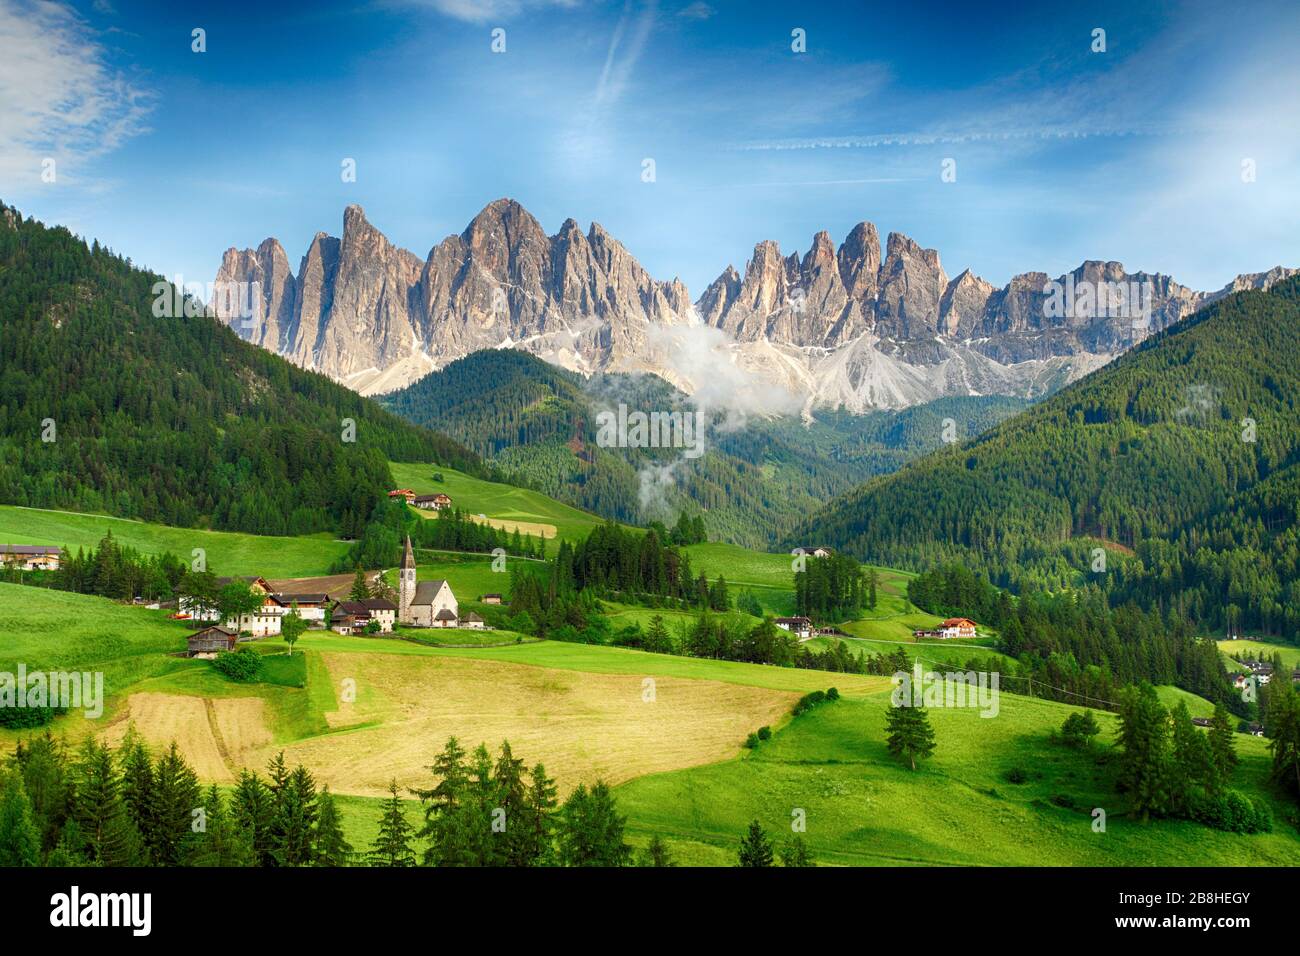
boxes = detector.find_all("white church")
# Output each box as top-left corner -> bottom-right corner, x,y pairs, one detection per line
398,536 -> 460,627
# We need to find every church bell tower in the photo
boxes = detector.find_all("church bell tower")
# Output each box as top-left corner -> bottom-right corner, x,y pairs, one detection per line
399,535 -> 416,624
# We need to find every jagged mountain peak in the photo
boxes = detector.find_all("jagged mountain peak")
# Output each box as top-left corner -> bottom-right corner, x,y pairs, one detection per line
212,200 -> 1297,411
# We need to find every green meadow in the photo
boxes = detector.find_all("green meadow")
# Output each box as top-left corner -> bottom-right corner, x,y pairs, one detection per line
615,689 -> 1299,867
0,505 -> 349,578
1218,638 -> 1300,671
387,462 -> 608,543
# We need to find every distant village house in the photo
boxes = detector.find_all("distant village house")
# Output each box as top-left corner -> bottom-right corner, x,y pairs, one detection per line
412,493 -> 453,511
0,544 -> 61,571
774,616 -> 814,640
913,618 -> 979,640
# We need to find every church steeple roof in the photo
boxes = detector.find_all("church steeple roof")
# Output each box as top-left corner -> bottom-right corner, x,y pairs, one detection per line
401,535 -> 415,571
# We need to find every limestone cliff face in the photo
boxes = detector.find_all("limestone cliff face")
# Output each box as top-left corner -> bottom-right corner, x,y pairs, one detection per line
212,200 -> 1297,410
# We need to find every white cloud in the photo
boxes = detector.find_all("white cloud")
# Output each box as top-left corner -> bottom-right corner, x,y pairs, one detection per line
409,0 -> 579,23
0,0 -> 152,187
594,0 -> 657,108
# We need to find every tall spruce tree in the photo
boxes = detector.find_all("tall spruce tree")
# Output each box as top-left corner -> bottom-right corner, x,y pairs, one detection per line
884,703 -> 937,770
557,781 -> 631,867
0,771 -> 41,866
370,779 -> 417,867
313,786 -> 353,866
737,820 -> 774,867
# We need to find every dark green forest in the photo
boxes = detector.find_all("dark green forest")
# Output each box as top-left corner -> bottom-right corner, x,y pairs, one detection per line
0,202 -> 481,538
796,277 -> 1300,640
380,349 -> 1024,548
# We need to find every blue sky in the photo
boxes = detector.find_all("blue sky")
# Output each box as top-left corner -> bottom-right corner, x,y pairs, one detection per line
2,0 -> 1297,296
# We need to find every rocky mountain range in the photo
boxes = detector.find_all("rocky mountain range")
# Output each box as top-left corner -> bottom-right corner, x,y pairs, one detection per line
212,199 -> 1295,413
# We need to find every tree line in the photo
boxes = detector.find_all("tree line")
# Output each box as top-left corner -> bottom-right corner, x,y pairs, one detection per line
0,731 -> 669,867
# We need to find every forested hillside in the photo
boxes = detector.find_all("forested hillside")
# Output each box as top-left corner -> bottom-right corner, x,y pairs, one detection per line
0,202 -> 481,537
381,349 -> 1024,548
795,276 -> 1300,638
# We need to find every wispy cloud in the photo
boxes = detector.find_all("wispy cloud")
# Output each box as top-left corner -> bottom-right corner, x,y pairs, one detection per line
594,0 -> 657,107
406,0 -> 580,23
0,0 -> 153,187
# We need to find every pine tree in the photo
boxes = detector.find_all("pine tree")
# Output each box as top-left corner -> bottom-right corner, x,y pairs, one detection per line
1207,703 -> 1238,792
233,769 -> 275,866
119,732 -> 156,862
638,834 -> 675,867
1116,683 -> 1174,821
149,742 -> 201,865
313,786 -> 353,866
349,567 -> 371,601
73,738 -> 143,866
736,819 -> 774,867
413,736 -> 470,866
270,764 -> 318,866
1169,701 -> 1214,813
885,703 -> 937,770
779,834 -> 815,867
557,781 -> 631,867
523,762 -> 558,866
370,779 -> 417,866
191,785 -> 254,867
1266,678 -> 1300,799
0,771 -> 41,866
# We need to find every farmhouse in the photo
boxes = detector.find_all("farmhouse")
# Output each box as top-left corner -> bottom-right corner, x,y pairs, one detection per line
270,593 -> 329,626
914,618 -> 979,640
774,616 -> 814,640
412,492 -> 453,511
0,544 -> 62,571
480,593 -> 504,605
387,489 -> 416,501
795,546 -> 833,559
361,598 -> 397,632
186,625 -> 237,659
331,602 -> 372,634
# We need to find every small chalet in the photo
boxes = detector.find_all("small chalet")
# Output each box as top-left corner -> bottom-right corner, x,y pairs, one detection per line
1247,722 -> 1265,737
0,544 -> 62,571
413,493 -> 453,511
388,489 -> 417,501
480,593 -> 504,605
462,611 -> 486,630
795,546 -> 833,559
187,626 -> 238,659
913,618 -> 978,640
1190,717 -> 1214,728
774,616 -> 814,640
434,608 -> 458,628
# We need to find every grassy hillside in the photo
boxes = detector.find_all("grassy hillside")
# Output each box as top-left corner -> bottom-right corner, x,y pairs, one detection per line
794,277 -> 1300,640
0,505 -> 349,578
616,688 -> 1298,866
388,462 -> 607,543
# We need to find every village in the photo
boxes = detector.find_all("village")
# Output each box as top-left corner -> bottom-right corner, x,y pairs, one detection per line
178,535 -> 497,657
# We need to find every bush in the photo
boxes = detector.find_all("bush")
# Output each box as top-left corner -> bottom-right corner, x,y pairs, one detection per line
826,687 -> 840,701
792,690 -> 829,716
1005,766 -> 1028,784
211,646 -> 262,683
757,726 -> 772,741
743,732 -> 760,749
1059,710 -> 1101,748
1188,790 -> 1273,834
0,705 -> 66,729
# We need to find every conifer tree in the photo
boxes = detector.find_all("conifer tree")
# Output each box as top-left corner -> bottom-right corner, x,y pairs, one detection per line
1207,703 -> 1238,791
1116,683 -> 1174,821
370,779 -> 417,867
191,785 -> 254,867
313,786 -> 353,866
73,738 -> 143,866
0,771 -> 41,866
884,703 -> 937,770
556,781 -> 631,866
233,769 -> 276,866
779,834 -> 815,867
638,834 -> 675,867
151,742 -> 201,866
736,819 -> 774,867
